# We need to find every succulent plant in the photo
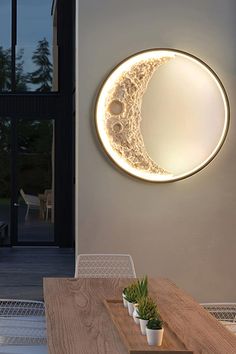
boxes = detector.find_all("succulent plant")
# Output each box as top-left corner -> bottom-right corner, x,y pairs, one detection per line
124,282 -> 139,303
124,275 -> 148,304
137,296 -> 158,320
147,316 -> 163,330
136,275 -> 148,300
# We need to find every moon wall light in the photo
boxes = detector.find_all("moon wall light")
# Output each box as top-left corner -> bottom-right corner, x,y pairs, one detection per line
95,49 -> 229,182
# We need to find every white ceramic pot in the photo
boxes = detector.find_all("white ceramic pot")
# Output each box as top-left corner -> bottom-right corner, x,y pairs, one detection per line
127,301 -> 134,316
139,319 -> 148,335
122,292 -> 128,308
132,305 -> 140,324
146,327 -> 164,346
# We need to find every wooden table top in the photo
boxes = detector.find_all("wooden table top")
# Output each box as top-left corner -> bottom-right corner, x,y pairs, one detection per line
43,277 -> 236,354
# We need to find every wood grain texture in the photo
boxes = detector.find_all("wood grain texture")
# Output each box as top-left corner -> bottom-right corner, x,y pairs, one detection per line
104,299 -> 193,353
44,278 -> 236,354
44,278 -> 131,354
149,278 -> 236,354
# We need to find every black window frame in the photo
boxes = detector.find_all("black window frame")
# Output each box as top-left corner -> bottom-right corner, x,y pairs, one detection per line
0,0 -> 75,247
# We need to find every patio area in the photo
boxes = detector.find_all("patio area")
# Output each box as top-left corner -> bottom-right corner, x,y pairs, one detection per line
0,247 -> 74,300
0,199 -> 54,245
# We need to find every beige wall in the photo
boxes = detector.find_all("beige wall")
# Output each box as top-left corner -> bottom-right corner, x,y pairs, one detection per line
76,0 -> 236,302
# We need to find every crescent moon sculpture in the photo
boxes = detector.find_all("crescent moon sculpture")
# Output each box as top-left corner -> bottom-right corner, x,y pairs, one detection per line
95,49 -> 229,182
104,56 -> 173,176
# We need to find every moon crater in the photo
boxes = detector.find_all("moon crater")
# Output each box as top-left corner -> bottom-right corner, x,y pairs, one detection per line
96,49 -> 229,182
104,57 -> 172,175
108,100 -> 124,115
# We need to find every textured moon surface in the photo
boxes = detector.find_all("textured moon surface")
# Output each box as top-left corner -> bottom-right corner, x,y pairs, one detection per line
104,57 -> 173,176
96,50 -> 229,182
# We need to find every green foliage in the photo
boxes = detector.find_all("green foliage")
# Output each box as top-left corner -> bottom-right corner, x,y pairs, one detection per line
29,38 -> 52,92
18,120 -> 53,195
124,282 -> 138,303
0,47 -> 28,91
136,275 -> 148,300
137,296 -> 157,320
0,39 -> 53,196
0,39 -> 52,93
0,47 -> 27,92
0,120 -> 53,198
0,47 -> 11,91
124,276 -> 148,303
16,49 -> 28,91
147,316 -> 163,330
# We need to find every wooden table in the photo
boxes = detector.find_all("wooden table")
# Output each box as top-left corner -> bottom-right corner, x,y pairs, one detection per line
43,278 -> 236,354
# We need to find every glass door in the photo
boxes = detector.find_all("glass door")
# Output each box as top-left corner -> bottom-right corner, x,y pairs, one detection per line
15,119 -> 55,245
0,117 -> 55,246
0,118 -> 11,246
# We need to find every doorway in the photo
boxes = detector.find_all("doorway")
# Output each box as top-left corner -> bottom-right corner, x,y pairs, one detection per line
0,0 -> 75,248
0,117 -> 55,246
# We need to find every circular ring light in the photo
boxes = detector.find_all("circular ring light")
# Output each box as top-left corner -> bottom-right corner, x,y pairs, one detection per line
95,49 -> 230,182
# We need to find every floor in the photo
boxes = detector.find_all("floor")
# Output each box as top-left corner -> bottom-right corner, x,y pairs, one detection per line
18,216 -> 54,243
0,247 -> 74,300
0,201 -> 54,245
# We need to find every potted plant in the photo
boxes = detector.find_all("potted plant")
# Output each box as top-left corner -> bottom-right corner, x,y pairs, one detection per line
124,283 -> 138,316
146,317 -> 164,346
122,287 -> 128,308
136,275 -> 148,298
137,296 -> 157,335
133,276 -> 148,324
132,303 -> 140,324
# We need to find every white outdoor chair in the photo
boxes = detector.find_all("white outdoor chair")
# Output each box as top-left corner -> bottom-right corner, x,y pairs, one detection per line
201,303 -> 236,336
74,254 -> 136,278
45,192 -> 52,221
20,189 -> 40,221
0,299 -> 48,353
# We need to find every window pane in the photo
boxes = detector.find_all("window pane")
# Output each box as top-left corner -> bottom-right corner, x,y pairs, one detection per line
0,118 -> 11,245
0,0 -> 11,92
17,119 -> 55,243
17,0 -> 56,92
